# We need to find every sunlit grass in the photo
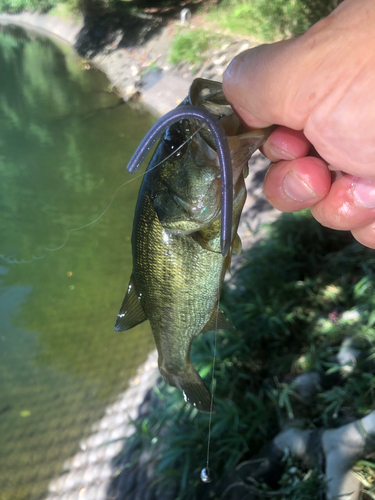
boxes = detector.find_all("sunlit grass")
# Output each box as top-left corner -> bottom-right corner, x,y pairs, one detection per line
0,0 -> 60,13
205,0 -> 343,41
168,28 -> 227,69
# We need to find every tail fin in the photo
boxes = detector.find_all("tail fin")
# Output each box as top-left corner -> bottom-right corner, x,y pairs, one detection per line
161,363 -> 215,413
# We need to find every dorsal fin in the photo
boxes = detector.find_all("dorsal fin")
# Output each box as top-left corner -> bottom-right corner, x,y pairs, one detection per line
201,307 -> 235,333
114,274 -> 147,331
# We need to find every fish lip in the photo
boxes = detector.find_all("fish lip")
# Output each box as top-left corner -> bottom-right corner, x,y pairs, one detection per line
189,124 -> 218,161
186,112 -> 245,161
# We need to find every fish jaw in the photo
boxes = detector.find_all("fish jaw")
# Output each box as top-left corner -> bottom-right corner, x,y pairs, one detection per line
159,360 -> 215,413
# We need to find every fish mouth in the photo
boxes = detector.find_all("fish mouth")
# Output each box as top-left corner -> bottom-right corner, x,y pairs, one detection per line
187,78 -> 275,175
189,124 -> 218,161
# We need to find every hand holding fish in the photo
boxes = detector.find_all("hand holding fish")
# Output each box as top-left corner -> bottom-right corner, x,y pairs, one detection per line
223,0 -> 375,249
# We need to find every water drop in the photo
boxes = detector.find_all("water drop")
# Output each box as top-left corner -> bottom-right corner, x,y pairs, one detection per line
200,467 -> 212,483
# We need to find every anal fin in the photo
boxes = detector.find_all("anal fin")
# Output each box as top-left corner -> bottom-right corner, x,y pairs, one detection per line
201,307 -> 235,333
114,273 -> 147,331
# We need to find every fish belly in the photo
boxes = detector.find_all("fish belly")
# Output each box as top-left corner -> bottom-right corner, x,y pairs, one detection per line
133,193 -> 223,411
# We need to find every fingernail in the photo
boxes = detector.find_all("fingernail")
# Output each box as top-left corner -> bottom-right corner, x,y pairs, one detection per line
269,144 -> 296,161
283,171 -> 317,202
224,52 -> 247,80
352,178 -> 375,208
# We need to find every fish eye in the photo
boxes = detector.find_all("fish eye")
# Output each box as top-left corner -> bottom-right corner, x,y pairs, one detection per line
163,127 -> 185,156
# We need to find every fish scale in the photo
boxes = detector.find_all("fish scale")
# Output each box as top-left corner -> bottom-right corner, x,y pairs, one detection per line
134,193 -> 223,394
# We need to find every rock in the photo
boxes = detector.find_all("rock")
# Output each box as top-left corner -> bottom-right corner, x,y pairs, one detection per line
212,53 -> 227,66
130,65 -> 139,77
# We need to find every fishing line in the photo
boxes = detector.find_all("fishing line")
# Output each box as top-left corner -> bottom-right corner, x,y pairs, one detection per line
0,124 -> 205,265
201,293 -> 220,484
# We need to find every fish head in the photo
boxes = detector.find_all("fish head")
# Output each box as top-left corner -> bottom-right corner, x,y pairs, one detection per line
150,118 -> 222,235
148,78 -> 274,237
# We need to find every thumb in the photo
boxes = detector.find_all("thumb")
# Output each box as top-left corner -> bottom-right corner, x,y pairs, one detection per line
222,0 -> 372,131
222,23 -> 348,133
223,40 -> 304,129
222,0 -> 375,177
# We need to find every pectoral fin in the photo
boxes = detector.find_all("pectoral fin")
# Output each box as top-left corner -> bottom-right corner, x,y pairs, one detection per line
232,233 -> 242,255
114,274 -> 147,331
201,307 -> 235,333
193,231 -> 221,253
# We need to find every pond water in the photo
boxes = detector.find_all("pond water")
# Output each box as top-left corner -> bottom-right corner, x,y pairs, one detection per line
0,24 -> 156,500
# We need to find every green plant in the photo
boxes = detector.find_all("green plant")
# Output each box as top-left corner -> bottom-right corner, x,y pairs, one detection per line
169,28 -> 225,69
353,460 -> 375,499
0,0 -> 61,13
209,0 -> 344,41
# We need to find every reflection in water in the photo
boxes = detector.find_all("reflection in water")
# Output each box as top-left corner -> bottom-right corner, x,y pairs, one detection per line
0,25 -> 155,500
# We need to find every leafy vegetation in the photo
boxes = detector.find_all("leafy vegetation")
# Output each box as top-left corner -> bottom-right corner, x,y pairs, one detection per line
208,0 -> 343,41
0,0 -> 194,14
168,0 -> 344,65
119,211 -> 375,499
0,0 -> 56,12
169,28 -> 227,70
0,0 -> 344,65
0,0 -> 343,42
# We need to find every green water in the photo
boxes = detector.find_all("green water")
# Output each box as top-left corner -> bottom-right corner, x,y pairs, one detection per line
0,25 -> 156,500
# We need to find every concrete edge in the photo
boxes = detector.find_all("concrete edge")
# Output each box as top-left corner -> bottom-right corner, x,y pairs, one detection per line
0,12 -> 83,45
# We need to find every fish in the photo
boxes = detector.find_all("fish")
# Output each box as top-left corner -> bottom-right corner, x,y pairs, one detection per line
115,79 -> 273,412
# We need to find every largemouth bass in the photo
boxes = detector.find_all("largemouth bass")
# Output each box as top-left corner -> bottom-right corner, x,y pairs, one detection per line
115,79 -> 272,412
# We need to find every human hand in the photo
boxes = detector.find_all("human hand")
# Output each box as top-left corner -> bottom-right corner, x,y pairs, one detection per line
222,0 -> 375,248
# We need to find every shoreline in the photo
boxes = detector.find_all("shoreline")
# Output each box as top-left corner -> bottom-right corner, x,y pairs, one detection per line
0,11 -> 83,45
0,11 -> 191,117
0,11 -> 255,117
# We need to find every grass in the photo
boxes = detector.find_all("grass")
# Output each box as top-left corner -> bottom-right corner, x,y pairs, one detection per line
0,0 -> 342,43
205,0 -> 343,41
168,0 -> 344,66
0,0 -> 61,13
118,211 -> 375,499
168,28 -> 227,70
47,1 -> 82,22
0,0 -> 343,66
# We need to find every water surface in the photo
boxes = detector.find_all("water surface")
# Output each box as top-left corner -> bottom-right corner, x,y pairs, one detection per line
0,24 -> 155,500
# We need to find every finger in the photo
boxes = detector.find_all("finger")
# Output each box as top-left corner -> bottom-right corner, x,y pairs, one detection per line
311,176 -> 375,231
352,221 -> 375,249
261,127 -> 311,162
222,29 -> 343,131
264,157 -> 331,212
223,41 -> 300,129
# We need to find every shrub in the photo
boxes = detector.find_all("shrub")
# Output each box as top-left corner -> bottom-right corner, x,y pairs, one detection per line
169,28 -> 225,68
0,0 -> 61,13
